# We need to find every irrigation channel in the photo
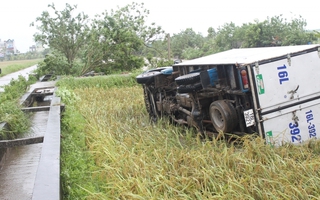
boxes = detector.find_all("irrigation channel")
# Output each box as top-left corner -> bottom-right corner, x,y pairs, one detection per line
0,74 -> 63,200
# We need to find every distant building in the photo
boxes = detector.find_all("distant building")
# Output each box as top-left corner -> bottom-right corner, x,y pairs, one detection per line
0,39 -> 21,57
29,42 -> 45,52
29,45 -> 36,52
36,42 -> 45,52
0,39 -> 4,58
4,39 -> 17,55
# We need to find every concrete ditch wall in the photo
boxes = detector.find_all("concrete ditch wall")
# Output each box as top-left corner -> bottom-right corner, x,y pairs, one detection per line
0,80 -> 62,200
32,95 -> 62,200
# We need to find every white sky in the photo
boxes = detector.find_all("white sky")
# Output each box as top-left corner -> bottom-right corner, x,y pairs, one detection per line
1,0 -> 319,53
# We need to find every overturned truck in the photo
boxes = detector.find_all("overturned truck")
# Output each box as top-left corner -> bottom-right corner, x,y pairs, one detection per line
136,45 -> 320,146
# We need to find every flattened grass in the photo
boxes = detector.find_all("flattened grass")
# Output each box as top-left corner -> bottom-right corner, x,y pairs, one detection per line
59,76 -> 320,199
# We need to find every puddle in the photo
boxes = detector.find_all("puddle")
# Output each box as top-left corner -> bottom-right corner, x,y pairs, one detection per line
21,87 -> 55,108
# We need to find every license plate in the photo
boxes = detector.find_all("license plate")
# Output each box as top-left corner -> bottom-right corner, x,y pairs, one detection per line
244,109 -> 255,127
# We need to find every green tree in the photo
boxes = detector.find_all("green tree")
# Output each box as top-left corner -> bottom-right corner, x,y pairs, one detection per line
240,20 -> 270,48
201,27 -> 218,56
239,15 -> 316,48
31,3 -> 90,75
170,28 -> 205,59
209,15 -> 317,53
314,30 -> 320,43
214,22 -> 242,52
35,52 -> 68,77
281,15 -> 316,45
88,2 -> 164,73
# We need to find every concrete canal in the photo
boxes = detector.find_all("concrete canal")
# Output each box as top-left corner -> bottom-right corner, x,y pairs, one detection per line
0,66 -> 62,200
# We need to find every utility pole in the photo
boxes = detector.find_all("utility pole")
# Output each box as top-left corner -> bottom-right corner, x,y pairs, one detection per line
167,34 -> 171,60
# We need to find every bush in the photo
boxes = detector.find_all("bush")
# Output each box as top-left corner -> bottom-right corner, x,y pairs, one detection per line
0,75 -> 36,138
36,52 -> 70,77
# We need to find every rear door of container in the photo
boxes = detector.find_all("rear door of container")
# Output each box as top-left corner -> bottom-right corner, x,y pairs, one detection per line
261,98 -> 320,146
251,47 -> 320,114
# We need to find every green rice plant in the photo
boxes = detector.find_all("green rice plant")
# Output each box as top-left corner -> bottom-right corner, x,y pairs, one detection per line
59,77 -> 320,200
58,87 -> 101,199
56,73 -> 139,90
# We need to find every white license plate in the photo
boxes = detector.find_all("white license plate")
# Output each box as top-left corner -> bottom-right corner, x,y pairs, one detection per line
243,109 -> 255,127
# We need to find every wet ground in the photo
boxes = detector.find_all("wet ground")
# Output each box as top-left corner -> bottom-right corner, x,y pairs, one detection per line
0,111 -> 49,200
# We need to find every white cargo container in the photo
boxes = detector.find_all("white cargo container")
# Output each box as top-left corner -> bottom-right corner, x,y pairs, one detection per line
137,44 -> 320,146
246,45 -> 320,146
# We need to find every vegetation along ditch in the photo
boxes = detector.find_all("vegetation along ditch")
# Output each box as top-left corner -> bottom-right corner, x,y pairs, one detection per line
0,75 -> 37,163
0,75 -> 37,139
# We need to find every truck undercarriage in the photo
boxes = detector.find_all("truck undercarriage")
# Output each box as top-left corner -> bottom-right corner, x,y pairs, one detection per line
137,65 -> 257,136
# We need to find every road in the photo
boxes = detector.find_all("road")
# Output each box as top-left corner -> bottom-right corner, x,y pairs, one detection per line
0,65 -> 38,92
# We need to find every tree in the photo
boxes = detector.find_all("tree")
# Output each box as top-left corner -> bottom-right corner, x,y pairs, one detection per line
239,15 -> 316,48
170,28 -> 205,59
281,15 -> 316,45
31,3 -> 90,75
88,2 -> 164,73
210,15 -> 317,53
314,30 -> 320,43
36,52 -> 68,76
214,22 -> 242,52
240,20 -> 269,48
201,27 -> 217,56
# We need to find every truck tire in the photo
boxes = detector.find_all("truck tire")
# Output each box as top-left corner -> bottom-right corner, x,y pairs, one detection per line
177,83 -> 203,93
175,72 -> 200,85
209,100 -> 238,133
136,71 -> 161,84
143,85 -> 159,122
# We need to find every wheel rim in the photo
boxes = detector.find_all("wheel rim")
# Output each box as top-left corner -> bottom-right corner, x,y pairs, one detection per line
211,107 -> 225,129
209,100 -> 238,133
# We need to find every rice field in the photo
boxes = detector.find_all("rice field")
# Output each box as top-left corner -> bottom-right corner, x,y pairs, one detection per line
58,75 -> 320,200
0,59 -> 41,76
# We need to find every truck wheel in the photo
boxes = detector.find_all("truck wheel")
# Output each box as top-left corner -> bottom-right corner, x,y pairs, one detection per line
209,100 -> 238,133
175,72 -> 200,85
136,71 -> 161,84
143,86 -> 159,122
177,83 -> 203,93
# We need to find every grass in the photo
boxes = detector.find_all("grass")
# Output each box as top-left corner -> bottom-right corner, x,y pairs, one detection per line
58,75 -> 320,199
0,75 -> 37,139
0,59 -> 42,77
56,73 -> 139,90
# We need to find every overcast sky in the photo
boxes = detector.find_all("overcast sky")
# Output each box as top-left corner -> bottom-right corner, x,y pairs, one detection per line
1,0 -> 319,53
